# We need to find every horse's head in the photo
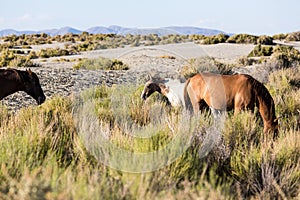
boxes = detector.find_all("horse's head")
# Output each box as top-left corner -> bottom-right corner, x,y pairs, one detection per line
21,69 -> 46,105
141,80 -> 162,100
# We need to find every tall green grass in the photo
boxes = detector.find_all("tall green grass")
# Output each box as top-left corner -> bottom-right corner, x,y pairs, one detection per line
0,67 -> 299,199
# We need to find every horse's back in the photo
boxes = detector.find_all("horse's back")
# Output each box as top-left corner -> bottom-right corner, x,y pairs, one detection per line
188,73 -> 257,110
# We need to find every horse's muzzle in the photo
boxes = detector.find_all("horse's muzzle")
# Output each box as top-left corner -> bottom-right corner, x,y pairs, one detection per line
37,95 -> 46,105
141,93 -> 148,101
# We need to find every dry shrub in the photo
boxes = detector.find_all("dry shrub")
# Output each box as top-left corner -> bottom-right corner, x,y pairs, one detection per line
270,45 -> 300,69
159,55 -> 176,59
73,57 -> 128,70
248,44 -> 273,57
226,34 -> 258,44
179,57 -> 233,78
286,31 -> 300,41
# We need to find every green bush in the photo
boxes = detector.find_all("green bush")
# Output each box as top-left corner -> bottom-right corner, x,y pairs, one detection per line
179,57 -> 233,78
37,48 -> 71,58
0,49 -> 16,67
248,44 -> 273,57
257,35 -> 274,45
200,34 -> 229,45
8,56 -> 40,68
189,34 -> 205,41
237,56 -> 262,66
270,45 -> 300,68
286,31 -> 300,41
226,34 -> 258,44
0,43 -> 14,51
73,57 -> 129,70
272,33 -> 288,40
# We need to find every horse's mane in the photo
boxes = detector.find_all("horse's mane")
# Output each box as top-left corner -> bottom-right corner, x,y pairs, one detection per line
244,74 -> 276,116
0,68 -> 22,81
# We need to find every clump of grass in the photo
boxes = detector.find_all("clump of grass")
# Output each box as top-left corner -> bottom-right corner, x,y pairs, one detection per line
270,45 -> 300,69
179,57 -> 233,78
286,31 -> 300,41
257,35 -> 274,45
273,33 -> 288,40
229,129 -> 300,199
0,49 -> 40,67
197,33 -> 229,45
73,57 -> 129,70
237,56 -> 263,66
37,48 -> 72,58
268,67 -> 300,130
226,34 -> 258,44
0,76 -> 299,199
248,44 -> 273,57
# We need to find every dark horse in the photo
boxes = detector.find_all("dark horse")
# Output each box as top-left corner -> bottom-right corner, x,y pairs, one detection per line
0,68 -> 46,105
184,72 -> 278,134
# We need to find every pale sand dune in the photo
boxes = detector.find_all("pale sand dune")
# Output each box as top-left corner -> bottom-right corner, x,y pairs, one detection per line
81,42 -> 255,60
35,42 -> 255,69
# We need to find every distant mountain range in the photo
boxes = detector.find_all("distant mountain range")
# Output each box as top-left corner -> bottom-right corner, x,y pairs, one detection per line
0,26 -> 227,37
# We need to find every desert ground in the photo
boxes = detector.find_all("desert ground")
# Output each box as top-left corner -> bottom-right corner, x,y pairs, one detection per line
2,42 -> 300,110
2,41 -> 299,110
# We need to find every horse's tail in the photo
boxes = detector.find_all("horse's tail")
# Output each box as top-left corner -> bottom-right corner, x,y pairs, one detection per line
184,78 -> 193,114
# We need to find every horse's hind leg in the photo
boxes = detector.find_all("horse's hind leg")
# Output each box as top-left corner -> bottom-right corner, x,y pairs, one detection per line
233,97 -> 247,115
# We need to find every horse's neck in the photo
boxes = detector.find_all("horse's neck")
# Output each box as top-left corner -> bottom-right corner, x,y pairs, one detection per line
165,89 -> 183,107
164,80 -> 185,107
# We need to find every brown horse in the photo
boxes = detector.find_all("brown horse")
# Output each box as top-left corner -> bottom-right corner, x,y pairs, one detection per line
0,68 -> 46,105
184,72 -> 278,134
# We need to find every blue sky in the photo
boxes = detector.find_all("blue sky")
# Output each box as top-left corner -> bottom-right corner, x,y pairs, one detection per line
1,0 -> 299,35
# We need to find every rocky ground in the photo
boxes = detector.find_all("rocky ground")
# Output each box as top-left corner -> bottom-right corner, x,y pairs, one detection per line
0,42 -> 276,111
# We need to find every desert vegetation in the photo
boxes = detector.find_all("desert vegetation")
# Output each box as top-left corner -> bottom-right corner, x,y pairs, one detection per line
179,56 -> 235,78
0,30 -> 299,199
236,44 -> 300,68
0,62 -> 299,199
191,31 -> 300,45
73,57 -> 128,70
1,30 -> 299,67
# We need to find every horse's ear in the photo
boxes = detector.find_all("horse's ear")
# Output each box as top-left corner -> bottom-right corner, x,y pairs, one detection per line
148,74 -> 153,81
26,68 -> 32,75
